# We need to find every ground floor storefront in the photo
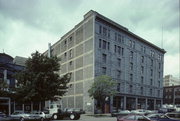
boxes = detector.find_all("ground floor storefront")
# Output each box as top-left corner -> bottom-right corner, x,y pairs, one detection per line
112,95 -> 162,111
0,97 -> 53,115
95,95 -> 162,113
0,97 -> 11,115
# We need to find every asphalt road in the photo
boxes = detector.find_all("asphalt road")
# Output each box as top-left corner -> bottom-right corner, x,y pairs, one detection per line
51,114 -> 117,121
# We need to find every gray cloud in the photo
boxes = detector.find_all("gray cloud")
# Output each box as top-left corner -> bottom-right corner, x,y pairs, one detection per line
0,0 -> 179,77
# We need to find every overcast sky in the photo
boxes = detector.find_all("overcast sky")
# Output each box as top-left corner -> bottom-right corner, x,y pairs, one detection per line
0,0 -> 179,78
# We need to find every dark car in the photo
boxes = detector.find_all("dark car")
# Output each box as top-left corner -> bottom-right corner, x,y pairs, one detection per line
147,113 -> 179,121
158,108 -> 176,113
0,112 -> 6,117
166,112 -> 180,120
0,112 -> 9,121
72,108 -> 85,114
51,108 -> 80,120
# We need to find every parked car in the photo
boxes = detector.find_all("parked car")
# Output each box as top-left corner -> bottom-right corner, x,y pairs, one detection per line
166,112 -> 180,120
111,110 -> 130,117
147,113 -> 179,121
51,108 -> 81,120
117,114 -> 153,121
131,109 -> 146,115
72,108 -> 85,114
29,111 -> 48,121
158,108 -> 176,113
0,112 -> 6,117
9,111 -> 31,121
0,117 -> 10,121
63,108 -> 85,114
0,112 -> 9,121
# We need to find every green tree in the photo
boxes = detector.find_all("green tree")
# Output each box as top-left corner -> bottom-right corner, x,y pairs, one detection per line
15,51 -> 71,106
88,75 -> 117,113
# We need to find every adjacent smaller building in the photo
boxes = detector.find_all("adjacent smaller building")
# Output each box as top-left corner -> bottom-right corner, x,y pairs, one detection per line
163,85 -> 180,105
163,75 -> 180,87
0,53 -> 27,115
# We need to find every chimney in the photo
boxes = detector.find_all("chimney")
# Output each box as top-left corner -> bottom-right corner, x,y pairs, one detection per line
48,43 -> 51,58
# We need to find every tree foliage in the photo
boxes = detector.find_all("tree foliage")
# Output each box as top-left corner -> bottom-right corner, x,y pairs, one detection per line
15,51 -> 71,102
88,75 -> 117,112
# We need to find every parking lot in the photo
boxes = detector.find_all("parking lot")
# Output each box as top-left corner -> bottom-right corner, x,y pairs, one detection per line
51,114 -> 116,121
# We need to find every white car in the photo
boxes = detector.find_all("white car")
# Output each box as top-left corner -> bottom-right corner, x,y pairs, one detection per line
29,111 -> 46,121
10,112 -> 30,121
131,109 -> 146,115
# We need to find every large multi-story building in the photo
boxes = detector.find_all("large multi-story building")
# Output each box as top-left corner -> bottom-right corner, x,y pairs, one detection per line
45,10 -> 166,113
163,75 -> 180,87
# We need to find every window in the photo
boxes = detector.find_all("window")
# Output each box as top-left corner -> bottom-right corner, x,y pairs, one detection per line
141,56 -> 144,63
129,85 -> 133,93
122,36 -> 124,43
69,61 -> 72,66
158,81 -> 160,87
69,36 -> 73,42
141,46 -> 143,52
150,79 -> 153,85
64,40 -> 67,45
129,40 -> 135,48
99,25 -> 102,34
118,34 -> 121,42
150,89 -> 152,96
102,54 -> 107,63
117,83 -> 120,92
132,41 -> 135,48
151,59 -> 153,66
107,42 -> 110,50
158,90 -> 160,97
141,45 -> 146,53
117,70 -> 121,79
117,58 -> 121,67
64,52 -> 67,59
141,76 -> 144,84
103,40 -> 106,49
122,48 -> 124,56
141,87 -> 143,95
130,51 -> 133,60
118,46 -> 121,55
108,30 -> 110,38
143,47 -> 146,53
102,67 -> 106,75
158,72 -> 161,78
159,63 -> 161,69
69,49 -> 73,58
150,50 -> 155,57
150,69 -> 153,76
130,74 -> 133,81
114,45 -> 117,53
130,62 -> 133,70
158,54 -> 162,61
129,40 -> 132,47
115,33 -> 117,41
141,66 -> 144,74
99,39 -> 102,48
103,27 -> 107,36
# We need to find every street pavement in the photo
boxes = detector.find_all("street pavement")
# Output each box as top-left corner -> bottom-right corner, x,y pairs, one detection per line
51,114 -> 117,121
